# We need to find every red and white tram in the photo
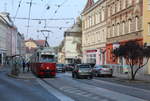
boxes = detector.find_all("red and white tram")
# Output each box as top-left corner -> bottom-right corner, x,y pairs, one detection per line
30,47 -> 56,77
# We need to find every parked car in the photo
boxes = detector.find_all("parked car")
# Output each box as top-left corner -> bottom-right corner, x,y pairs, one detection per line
72,64 -> 93,79
56,64 -> 65,72
65,64 -> 75,71
93,65 -> 113,77
87,63 -> 95,68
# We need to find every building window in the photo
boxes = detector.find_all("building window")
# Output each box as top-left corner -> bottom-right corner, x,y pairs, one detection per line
117,23 -> 120,36
123,0 -> 126,9
95,13 -> 98,24
148,0 -> 150,10
112,3 -> 115,14
148,23 -> 150,35
108,6 -> 110,17
135,17 -> 139,31
128,0 -> 132,6
136,0 -> 139,3
101,8 -> 105,21
112,24 -> 115,37
122,21 -> 125,34
117,0 -> 120,12
128,19 -> 132,33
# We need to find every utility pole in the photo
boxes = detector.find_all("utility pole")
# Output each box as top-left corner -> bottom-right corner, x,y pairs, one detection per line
26,0 -> 36,38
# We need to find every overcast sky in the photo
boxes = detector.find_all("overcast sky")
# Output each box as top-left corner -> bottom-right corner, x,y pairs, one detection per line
0,0 -> 98,46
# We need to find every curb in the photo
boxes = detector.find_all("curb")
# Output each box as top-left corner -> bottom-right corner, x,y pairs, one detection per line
7,73 -> 36,80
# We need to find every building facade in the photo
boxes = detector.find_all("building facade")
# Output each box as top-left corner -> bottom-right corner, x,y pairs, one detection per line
82,0 -> 107,65
63,17 -> 82,64
82,0 -> 150,74
106,0 -> 143,65
0,12 -> 25,66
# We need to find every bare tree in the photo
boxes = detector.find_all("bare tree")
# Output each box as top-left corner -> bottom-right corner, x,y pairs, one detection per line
113,41 -> 150,80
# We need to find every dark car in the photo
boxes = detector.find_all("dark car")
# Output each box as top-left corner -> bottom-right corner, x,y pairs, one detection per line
87,63 -> 95,68
56,64 -> 65,72
72,64 -> 93,79
65,64 -> 75,71
93,65 -> 113,77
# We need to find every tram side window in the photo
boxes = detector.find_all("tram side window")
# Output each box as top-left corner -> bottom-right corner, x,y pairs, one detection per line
40,55 -> 55,62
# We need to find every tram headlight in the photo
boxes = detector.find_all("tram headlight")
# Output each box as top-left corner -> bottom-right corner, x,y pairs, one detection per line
46,67 -> 49,69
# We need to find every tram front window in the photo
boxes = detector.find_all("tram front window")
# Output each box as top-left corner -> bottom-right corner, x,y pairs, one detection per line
40,55 -> 55,62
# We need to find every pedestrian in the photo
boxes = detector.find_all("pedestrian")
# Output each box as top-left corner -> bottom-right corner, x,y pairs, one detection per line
22,60 -> 26,72
27,62 -> 30,72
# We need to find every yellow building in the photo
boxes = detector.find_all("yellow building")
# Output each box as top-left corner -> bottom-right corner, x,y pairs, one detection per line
25,39 -> 47,60
143,0 -> 150,74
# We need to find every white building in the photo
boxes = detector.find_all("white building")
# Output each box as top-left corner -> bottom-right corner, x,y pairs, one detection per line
0,12 -> 25,66
64,17 -> 82,64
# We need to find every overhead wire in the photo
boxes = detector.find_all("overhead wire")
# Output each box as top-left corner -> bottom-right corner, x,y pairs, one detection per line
54,0 -> 69,14
13,0 -> 23,22
27,0 -> 33,38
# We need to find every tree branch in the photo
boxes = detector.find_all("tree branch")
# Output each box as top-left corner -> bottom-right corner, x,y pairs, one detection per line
133,57 -> 150,77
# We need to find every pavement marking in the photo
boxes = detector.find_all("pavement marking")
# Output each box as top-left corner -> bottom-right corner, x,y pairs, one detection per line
65,72 -> 150,97
36,78 -> 75,101
60,86 -> 103,100
93,79 -> 150,94
62,76 -> 147,101
64,72 -> 72,76
74,81 -> 147,101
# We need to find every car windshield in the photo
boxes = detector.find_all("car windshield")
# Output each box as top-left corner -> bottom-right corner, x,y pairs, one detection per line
103,65 -> 109,68
40,55 -> 55,62
79,65 -> 91,68
97,66 -> 104,68
57,64 -> 64,67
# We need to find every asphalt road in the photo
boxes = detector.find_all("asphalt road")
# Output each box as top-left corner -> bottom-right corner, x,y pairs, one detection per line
0,70 -> 60,101
0,69 -> 150,101
43,72 -> 150,101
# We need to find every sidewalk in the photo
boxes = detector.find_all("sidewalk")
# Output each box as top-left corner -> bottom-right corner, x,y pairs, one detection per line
0,65 -> 36,80
113,73 -> 150,82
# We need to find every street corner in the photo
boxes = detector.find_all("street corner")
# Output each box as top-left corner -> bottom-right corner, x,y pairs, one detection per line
7,72 -> 36,80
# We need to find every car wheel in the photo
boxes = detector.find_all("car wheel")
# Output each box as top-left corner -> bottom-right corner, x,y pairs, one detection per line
89,75 -> 93,79
74,74 -> 77,79
95,73 -> 98,77
72,73 -> 74,78
109,74 -> 112,77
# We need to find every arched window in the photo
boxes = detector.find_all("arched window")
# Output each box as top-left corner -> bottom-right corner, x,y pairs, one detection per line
128,0 -> 132,6
101,8 -> 105,21
123,0 -> 126,9
117,0 -> 120,12
122,21 -> 125,34
112,24 -> 115,37
135,17 -> 139,31
128,19 -> 132,33
117,23 -> 120,36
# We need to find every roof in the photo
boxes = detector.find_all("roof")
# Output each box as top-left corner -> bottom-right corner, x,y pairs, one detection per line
0,12 -> 14,27
64,17 -> 82,37
26,47 -> 37,53
25,39 -> 46,47
35,40 -> 46,47
82,0 -> 94,13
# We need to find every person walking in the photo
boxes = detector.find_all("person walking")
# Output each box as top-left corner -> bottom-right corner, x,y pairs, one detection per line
22,60 -> 26,72
26,62 -> 30,72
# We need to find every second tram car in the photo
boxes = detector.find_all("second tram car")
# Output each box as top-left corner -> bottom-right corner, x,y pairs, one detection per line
30,47 -> 56,77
